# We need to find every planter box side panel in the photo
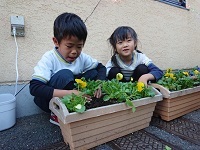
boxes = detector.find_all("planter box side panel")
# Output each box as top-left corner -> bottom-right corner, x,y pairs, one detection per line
58,123 -> 73,145
59,102 -> 156,150
154,105 -> 199,121
154,91 -> 200,121
169,86 -> 200,99
49,87 -> 162,125
70,102 -> 155,129
63,94 -> 162,124
70,105 -> 154,137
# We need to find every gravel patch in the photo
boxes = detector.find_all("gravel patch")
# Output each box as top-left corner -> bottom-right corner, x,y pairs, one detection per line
182,109 -> 200,124
145,126 -> 200,150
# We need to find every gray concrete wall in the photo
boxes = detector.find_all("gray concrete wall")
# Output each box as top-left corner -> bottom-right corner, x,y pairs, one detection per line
0,83 -> 43,118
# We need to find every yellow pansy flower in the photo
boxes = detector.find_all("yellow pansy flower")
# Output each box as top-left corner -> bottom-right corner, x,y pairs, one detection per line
169,73 -> 176,79
164,72 -> 170,77
75,79 -> 87,88
166,68 -> 172,73
194,70 -> 199,75
183,71 -> 189,76
137,82 -> 145,92
165,72 -> 174,78
116,73 -> 123,80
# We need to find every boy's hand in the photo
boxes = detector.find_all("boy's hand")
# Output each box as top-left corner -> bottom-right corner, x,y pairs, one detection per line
94,87 -> 102,98
83,94 -> 92,102
71,90 -> 92,101
70,89 -> 81,95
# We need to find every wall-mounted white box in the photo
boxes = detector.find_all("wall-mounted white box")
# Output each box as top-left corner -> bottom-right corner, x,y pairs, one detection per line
10,15 -> 25,37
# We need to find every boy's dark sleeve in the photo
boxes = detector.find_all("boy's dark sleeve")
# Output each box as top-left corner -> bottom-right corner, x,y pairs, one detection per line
29,79 -> 54,100
96,63 -> 107,80
148,63 -> 163,82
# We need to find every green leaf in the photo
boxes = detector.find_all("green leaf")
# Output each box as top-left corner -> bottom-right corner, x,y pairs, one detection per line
132,106 -> 136,112
103,95 -> 110,101
165,145 -> 171,150
62,78 -> 157,113
125,99 -> 133,107
157,68 -> 199,91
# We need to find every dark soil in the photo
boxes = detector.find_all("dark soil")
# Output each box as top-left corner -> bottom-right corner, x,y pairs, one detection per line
85,97 -> 119,110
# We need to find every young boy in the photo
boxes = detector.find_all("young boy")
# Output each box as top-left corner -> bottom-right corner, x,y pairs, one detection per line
29,12 -> 106,125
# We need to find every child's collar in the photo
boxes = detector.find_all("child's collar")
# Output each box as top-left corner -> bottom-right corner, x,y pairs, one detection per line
54,47 -> 72,64
117,53 -> 134,66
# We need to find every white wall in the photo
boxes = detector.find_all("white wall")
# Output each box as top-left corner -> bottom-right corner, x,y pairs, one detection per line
1,0 -> 200,84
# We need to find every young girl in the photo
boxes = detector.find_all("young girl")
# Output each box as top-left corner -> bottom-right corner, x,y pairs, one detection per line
106,26 -> 163,86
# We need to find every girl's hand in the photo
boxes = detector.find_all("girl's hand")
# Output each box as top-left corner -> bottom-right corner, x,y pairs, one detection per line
138,78 -> 148,86
138,73 -> 155,86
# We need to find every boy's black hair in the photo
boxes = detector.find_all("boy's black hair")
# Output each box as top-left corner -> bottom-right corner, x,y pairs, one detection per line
54,12 -> 87,44
108,26 -> 138,67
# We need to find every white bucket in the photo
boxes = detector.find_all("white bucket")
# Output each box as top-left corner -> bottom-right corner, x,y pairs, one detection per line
0,93 -> 16,131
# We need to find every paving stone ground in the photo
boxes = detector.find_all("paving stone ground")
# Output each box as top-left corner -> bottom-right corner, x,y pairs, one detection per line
1,109 -> 200,150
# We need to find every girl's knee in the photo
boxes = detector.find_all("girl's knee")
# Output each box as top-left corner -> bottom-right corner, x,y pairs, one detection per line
135,64 -> 148,74
132,64 -> 149,81
107,67 -> 121,80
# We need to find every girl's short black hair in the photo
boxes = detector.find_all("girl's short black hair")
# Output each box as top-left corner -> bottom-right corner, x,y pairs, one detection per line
109,26 -> 138,51
54,12 -> 87,44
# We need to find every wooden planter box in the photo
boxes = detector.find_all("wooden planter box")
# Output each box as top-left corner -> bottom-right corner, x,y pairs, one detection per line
151,83 -> 200,121
49,88 -> 162,150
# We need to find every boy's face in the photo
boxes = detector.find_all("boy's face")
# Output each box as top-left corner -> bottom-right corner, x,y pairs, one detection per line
53,36 -> 84,63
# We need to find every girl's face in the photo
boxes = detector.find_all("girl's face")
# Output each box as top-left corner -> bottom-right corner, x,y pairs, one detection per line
53,36 -> 84,63
115,36 -> 137,58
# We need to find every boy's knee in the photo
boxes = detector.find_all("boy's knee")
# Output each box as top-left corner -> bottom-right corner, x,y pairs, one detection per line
82,69 -> 98,80
54,69 -> 74,79
48,69 -> 74,89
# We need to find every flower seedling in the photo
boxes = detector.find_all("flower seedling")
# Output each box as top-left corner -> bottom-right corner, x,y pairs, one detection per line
61,93 -> 86,113
157,68 -> 198,91
61,77 -> 155,113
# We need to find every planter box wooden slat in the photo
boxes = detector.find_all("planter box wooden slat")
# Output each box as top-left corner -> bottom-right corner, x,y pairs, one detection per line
155,101 -> 199,116
49,88 -> 162,150
68,117 -> 151,148
156,92 -> 200,107
63,122 -> 149,150
69,106 -> 154,141
154,105 -> 199,121
156,97 -> 199,112
151,84 -> 200,121
70,102 -> 154,129
70,103 -> 155,134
